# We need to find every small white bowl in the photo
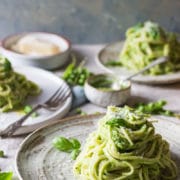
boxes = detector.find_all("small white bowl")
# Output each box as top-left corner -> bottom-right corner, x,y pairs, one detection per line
84,74 -> 131,107
0,32 -> 71,70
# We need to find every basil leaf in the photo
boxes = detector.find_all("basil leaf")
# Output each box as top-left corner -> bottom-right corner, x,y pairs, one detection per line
70,138 -> 81,149
3,59 -> 12,71
106,118 -> 126,127
0,150 -> 4,157
53,137 -> 74,152
0,172 -> 13,180
71,149 -> 81,160
53,136 -> 81,160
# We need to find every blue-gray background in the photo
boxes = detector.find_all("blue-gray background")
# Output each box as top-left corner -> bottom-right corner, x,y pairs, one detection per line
0,0 -> 179,44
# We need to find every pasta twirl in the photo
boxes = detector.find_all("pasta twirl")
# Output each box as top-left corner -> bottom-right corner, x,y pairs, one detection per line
119,21 -> 180,75
73,106 -> 177,180
0,55 -> 40,112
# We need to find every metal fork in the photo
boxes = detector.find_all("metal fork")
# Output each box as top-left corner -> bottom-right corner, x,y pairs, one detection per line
0,84 -> 71,138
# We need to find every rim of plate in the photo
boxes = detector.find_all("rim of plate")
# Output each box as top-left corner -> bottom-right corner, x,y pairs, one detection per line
5,66 -> 72,135
96,41 -> 180,84
15,113 -> 105,180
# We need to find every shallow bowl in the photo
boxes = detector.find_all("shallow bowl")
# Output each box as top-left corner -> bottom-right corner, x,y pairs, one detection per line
0,32 -> 71,70
84,74 -> 131,107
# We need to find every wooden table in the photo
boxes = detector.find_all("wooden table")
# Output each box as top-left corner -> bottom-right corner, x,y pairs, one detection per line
0,45 -> 180,179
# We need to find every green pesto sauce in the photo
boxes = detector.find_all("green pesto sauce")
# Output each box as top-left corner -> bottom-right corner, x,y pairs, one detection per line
90,75 -> 128,91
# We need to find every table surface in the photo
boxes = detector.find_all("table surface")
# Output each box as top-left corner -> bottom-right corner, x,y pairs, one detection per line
0,44 -> 180,179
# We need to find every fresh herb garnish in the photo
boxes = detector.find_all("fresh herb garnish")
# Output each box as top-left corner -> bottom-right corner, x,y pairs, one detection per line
53,136 -> 81,160
24,105 -> 38,117
131,22 -> 143,31
106,118 -> 127,127
105,60 -> 122,67
62,56 -> 92,86
75,108 -> 87,115
69,138 -> 81,149
0,172 -> 13,180
135,100 -> 176,117
3,58 -> 12,72
0,149 -> 12,180
149,26 -> 159,39
0,150 -> 4,158
71,149 -> 81,160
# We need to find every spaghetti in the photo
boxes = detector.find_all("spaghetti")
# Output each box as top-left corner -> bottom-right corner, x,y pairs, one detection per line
119,21 -> 180,75
73,106 -> 177,180
0,55 -> 40,112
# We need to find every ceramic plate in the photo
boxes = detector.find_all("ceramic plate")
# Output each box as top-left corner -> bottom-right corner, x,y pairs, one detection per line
16,114 -> 180,180
96,41 -> 180,84
0,66 -> 72,135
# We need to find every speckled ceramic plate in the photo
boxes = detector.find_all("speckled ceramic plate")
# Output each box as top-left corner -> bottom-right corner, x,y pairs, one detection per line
96,41 -> 180,84
16,114 -> 180,180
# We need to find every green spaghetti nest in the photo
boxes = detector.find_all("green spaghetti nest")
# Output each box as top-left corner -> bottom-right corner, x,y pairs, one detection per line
118,21 -> 180,75
73,106 -> 177,180
0,55 -> 41,112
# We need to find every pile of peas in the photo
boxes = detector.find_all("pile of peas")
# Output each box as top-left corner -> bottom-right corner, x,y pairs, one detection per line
63,61 -> 91,86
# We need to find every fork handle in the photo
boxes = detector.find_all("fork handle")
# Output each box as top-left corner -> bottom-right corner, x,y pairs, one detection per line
124,56 -> 168,81
0,104 -> 41,137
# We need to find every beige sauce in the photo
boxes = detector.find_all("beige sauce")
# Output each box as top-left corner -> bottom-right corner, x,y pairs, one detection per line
11,35 -> 61,56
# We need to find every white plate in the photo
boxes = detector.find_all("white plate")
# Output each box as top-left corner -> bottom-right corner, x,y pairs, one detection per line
96,41 -> 180,84
0,66 -> 72,135
16,114 -> 180,180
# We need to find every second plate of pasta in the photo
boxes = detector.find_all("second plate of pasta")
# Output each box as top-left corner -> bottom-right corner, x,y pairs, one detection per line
97,41 -> 180,84
0,66 -> 72,135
